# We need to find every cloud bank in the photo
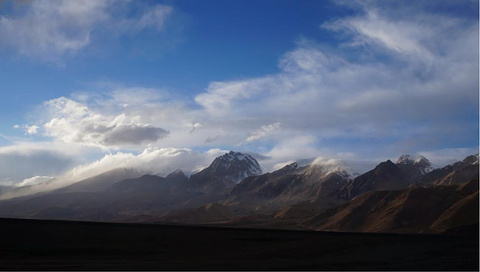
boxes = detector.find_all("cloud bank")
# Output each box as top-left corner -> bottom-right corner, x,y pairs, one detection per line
0,145 -> 74,183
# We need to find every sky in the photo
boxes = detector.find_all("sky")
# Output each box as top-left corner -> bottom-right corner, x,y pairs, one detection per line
0,0 -> 478,188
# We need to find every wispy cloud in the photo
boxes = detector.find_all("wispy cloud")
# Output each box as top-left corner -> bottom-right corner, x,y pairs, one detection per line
323,8 -> 435,62
0,0 -> 173,61
239,122 -> 281,145
2,0 -> 477,187
14,124 -> 39,135
0,146 -> 230,196
194,1 -> 478,155
16,175 -> 55,187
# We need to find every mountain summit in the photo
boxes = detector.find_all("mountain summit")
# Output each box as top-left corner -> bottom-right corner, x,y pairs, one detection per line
397,155 -> 432,169
188,151 -> 262,194
209,151 -> 262,183
396,155 -> 433,175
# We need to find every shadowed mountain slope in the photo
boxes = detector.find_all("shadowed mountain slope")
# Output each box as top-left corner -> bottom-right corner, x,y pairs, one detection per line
0,152 -> 262,222
188,151 -> 262,194
56,168 -> 143,193
207,155 -> 479,233
0,153 -> 477,236
158,161 -> 352,224
336,155 -> 437,201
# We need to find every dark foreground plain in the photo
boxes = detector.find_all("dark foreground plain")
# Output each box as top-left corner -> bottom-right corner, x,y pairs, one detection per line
0,218 -> 477,270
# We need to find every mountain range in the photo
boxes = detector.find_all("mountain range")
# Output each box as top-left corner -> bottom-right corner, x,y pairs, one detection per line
0,151 -> 477,235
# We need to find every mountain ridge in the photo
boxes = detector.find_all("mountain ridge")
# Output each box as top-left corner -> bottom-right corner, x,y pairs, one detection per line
0,152 -> 476,236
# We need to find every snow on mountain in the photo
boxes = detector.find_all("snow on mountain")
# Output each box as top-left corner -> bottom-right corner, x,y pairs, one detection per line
396,155 -> 433,174
308,157 -> 352,179
463,154 -> 479,165
210,151 -> 262,183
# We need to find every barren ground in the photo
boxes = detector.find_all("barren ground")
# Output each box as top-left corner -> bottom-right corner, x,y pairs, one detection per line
0,218 -> 477,270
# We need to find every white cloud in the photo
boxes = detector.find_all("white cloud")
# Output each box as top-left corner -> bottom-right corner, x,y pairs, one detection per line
41,97 -> 169,148
137,5 -> 173,31
259,135 -> 322,172
64,147 -> 228,181
0,147 -> 229,196
0,0 -> 173,61
13,1 -> 475,160
311,157 -> 343,167
25,125 -> 39,135
195,77 -> 277,116
17,176 -> 55,187
323,9 -> 435,62
1,1 -> 477,190
17,0 -> 478,175
240,122 -> 281,145
192,2 -> 478,156
13,124 -> 40,135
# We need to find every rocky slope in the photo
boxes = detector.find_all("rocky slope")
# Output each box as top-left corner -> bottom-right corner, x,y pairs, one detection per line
0,151 -> 262,221
418,154 -> 479,186
210,155 -> 479,233
302,177 -> 478,233
265,155 -> 479,233
159,161 -> 352,224
188,151 -> 262,194
0,152 -> 476,235
335,155 -> 434,201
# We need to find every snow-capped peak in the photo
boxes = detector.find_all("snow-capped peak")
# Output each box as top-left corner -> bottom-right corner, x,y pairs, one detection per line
210,151 -> 262,182
396,155 -> 433,174
224,151 -> 248,162
221,151 -> 261,171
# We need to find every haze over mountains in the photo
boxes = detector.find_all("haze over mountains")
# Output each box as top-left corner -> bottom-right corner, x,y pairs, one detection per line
0,151 -> 477,235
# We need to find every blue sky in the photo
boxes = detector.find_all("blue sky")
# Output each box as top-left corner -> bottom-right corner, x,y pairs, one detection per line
0,0 -> 478,187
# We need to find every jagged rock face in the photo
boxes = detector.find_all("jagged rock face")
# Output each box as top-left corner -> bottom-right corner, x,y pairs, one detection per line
162,160 -> 353,224
462,154 -> 479,165
337,156 -> 437,200
396,155 -> 428,165
208,151 -> 262,183
228,160 -> 351,206
396,155 -> 433,175
188,151 -> 262,194
419,154 -> 479,186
